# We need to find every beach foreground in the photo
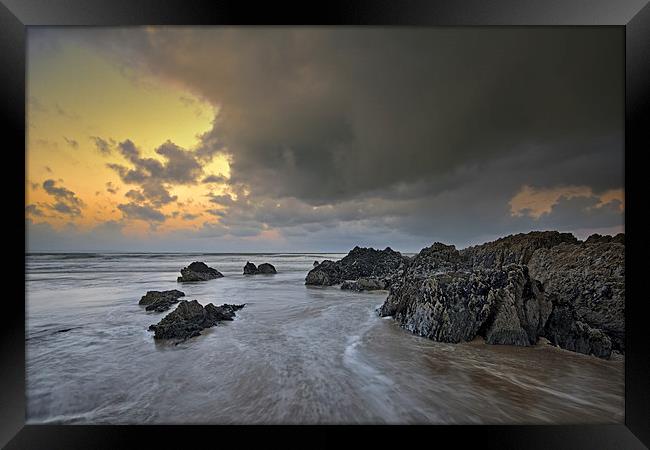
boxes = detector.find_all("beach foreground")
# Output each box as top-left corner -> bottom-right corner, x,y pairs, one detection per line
26,252 -> 623,424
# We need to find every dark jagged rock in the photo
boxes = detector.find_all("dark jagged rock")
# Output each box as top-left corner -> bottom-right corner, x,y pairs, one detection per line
148,300 -> 245,341
378,241 -> 549,346
341,277 -> 387,292
541,303 -> 612,358
460,231 -> 579,270
305,246 -> 408,287
243,262 -> 258,275
243,261 -> 277,275
139,290 -> 186,312
313,261 -> 319,267
528,237 -> 625,356
584,233 -> 625,245
378,243 -> 462,316
378,231 -> 624,359
177,261 -> 223,282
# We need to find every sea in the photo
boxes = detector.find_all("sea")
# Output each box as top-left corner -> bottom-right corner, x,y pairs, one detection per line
26,253 -> 624,424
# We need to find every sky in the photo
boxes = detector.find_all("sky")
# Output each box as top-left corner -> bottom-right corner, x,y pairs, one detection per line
26,27 -> 624,253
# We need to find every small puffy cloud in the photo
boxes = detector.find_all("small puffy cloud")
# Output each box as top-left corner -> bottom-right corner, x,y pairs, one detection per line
63,136 -> 79,149
125,189 -> 146,202
26,204 -> 45,217
117,202 -> 166,222
202,174 -> 227,184
90,136 -> 114,155
42,179 -> 84,217
106,181 -> 118,194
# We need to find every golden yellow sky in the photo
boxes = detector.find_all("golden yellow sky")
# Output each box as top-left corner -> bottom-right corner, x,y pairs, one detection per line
26,38 -> 231,236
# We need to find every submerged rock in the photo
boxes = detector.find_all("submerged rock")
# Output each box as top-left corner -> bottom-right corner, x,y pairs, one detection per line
148,300 -> 245,341
177,261 -> 223,282
243,261 -> 277,275
528,238 -> 624,356
341,277 -> 387,292
305,246 -> 408,287
139,290 -> 185,312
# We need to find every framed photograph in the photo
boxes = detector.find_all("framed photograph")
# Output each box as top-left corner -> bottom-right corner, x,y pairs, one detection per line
2,0 -> 648,447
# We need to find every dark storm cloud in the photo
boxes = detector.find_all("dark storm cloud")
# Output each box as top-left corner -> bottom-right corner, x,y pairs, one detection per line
94,28 -> 621,204
42,179 -> 84,217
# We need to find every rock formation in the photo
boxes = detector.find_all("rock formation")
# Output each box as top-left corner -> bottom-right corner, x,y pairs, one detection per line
243,262 -> 258,275
341,277 -> 387,292
305,246 -> 408,287
243,262 -> 277,275
377,231 -> 625,359
528,236 -> 625,356
148,300 -> 245,341
139,289 -> 186,312
177,261 -> 223,282
460,231 -> 579,270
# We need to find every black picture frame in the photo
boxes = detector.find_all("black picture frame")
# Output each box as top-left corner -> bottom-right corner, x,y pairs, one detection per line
2,0 -> 648,448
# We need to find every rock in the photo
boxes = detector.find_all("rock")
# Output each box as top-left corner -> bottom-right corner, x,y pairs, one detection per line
258,263 -> 277,274
305,246 -> 408,287
541,303 -> 612,358
313,261 -> 319,267
528,237 -> 624,355
139,290 -> 186,312
341,277 -> 387,291
243,262 -> 258,275
148,300 -> 245,341
375,231 -> 624,359
378,246 -> 549,346
243,261 -> 277,275
305,260 -> 340,285
483,265 -> 550,346
461,231 -> 579,270
378,243 -> 463,317
584,233 -> 625,245
177,261 -> 223,282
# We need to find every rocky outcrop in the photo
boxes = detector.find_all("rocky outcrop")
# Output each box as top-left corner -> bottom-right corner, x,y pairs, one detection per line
378,242 -> 549,345
584,233 -> 625,245
341,277 -> 387,292
148,300 -> 245,341
243,262 -> 277,275
139,289 -> 186,312
528,236 -> 625,355
378,231 -> 624,359
460,231 -> 578,270
243,262 -> 258,275
177,262 -> 223,282
305,246 -> 408,287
